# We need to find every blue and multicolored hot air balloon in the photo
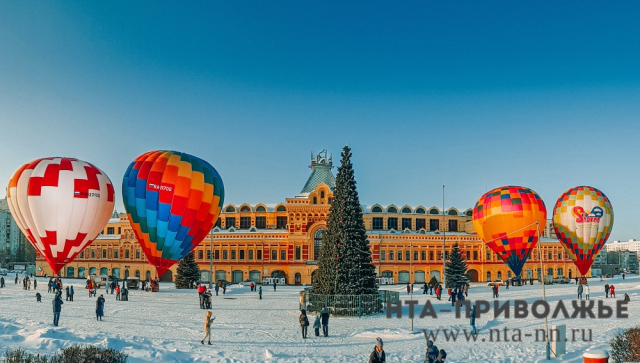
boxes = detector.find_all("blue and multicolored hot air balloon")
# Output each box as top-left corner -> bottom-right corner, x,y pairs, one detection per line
122,150 -> 224,277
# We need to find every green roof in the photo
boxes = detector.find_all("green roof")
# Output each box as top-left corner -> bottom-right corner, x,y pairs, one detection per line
300,164 -> 336,193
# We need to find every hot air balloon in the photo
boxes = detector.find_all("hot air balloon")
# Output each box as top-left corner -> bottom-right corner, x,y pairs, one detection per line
122,150 -> 224,277
553,186 -> 613,276
6,157 -> 115,275
473,186 -> 547,277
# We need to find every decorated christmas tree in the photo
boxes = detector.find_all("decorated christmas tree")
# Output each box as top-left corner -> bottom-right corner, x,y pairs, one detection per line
174,251 -> 201,289
444,242 -> 470,288
313,145 -> 378,296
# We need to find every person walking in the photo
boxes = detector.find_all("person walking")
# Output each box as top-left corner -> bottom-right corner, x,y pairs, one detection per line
222,284 -> 226,295
369,337 -> 385,363
214,284 -> 219,296
52,291 -> 63,326
201,311 -> 215,345
15,273 -> 18,285
313,314 -> 321,337
321,308 -> 330,337
69,286 -> 74,302
470,305 -> 477,334
451,288 -> 457,307
584,284 -> 590,300
622,273 -> 625,280
65,286 -> 70,301
605,283 -> 610,298
299,309 -> 309,339
423,283 -> 428,295
610,284 -> 616,298
259,285 -> 262,300
33,278 -> 37,290
273,281 -> 277,291
426,340 -> 439,363
115,284 -> 121,301
0,276 -> 4,288
577,284 -> 583,300
493,284 -> 499,299
96,295 -> 105,321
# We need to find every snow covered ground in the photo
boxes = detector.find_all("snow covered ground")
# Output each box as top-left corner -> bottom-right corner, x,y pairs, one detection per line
0,274 -> 638,362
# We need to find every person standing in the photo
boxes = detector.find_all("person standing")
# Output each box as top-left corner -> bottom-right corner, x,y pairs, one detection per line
52,292 -> 63,326
115,284 -> 121,301
406,284 -> 410,295
584,284 -> 590,300
69,286 -> 74,302
273,281 -> 277,291
423,283 -> 428,295
313,314 -> 321,337
470,305 -> 477,334
610,284 -> 616,298
605,283 -> 610,298
65,286 -> 70,301
259,285 -> 262,300
15,273 -> 18,285
321,308 -> 330,337
622,273 -> 625,280
451,288 -> 457,307
299,309 -> 309,339
33,278 -> 37,290
426,340 -> 439,363
436,349 -> 447,362
214,284 -> 219,296
577,284 -> 583,300
369,337 -> 385,363
96,294 -> 105,321
0,276 -> 4,288
201,311 -> 215,345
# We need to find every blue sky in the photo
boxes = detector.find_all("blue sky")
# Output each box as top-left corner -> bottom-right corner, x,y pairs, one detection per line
1,2 -> 639,241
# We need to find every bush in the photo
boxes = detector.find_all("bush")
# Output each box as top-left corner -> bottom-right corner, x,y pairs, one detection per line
5,346 -> 127,363
610,326 -> 640,363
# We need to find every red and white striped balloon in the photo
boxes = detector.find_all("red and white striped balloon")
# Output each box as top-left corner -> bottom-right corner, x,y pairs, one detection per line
7,157 -> 115,274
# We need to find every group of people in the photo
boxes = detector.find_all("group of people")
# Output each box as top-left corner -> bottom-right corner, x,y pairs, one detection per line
367,337 -> 447,362
298,308 -> 330,339
197,285 -> 213,309
422,282 -> 445,300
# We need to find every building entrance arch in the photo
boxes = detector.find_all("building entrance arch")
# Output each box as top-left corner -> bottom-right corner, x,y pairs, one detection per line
468,269 -> 479,282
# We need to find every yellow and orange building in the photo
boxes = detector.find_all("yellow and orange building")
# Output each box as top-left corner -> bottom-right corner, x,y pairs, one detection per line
36,151 -> 586,284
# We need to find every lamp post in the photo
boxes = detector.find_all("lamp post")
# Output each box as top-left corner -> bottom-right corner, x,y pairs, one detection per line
209,229 -> 213,289
410,242 -> 413,331
442,185 -> 446,287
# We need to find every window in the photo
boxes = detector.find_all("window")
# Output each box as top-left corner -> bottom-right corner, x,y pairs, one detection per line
207,250 -> 211,260
239,250 -> 245,260
248,250 -> 254,260
225,206 -> 236,212
415,208 -> 426,214
313,197 -> 317,204
405,251 -> 410,261
547,268 -> 553,276
231,250 -> 236,259
225,217 -> 236,228
466,251 -> 470,260
429,251 -> 434,261
295,246 -> 301,260
389,251 -> 394,261
473,251 -> 478,261
114,250 -> 119,258
388,206 -> 398,214
256,205 -> 266,212
548,251 -> 552,260
421,251 -> 426,260
372,218 -> 383,230
429,219 -> 439,231
214,250 -> 220,260
198,250 -> 203,260
414,251 -> 418,260
214,218 -> 222,228
314,229 -> 325,260
256,216 -> 266,229
486,251 -> 491,261
257,250 -> 262,260
135,249 -> 140,259
558,252 -> 562,260
79,252 -> 84,258
276,216 -> 288,229
276,205 -> 286,212
497,271 -> 502,280
448,220 -> 458,231
416,218 -> 425,230
402,218 -> 412,230
107,227 -> 114,235
223,250 -> 228,260
118,227 -> 121,234
387,218 -> 398,230
240,205 -> 251,212
240,217 -> 251,229
402,207 -> 412,214
272,250 -> 277,260
372,206 -> 383,213
125,249 -> 130,259
398,251 -> 403,261
380,251 -> 386,261
102,249 -> 107,258
281,250 -> 286,261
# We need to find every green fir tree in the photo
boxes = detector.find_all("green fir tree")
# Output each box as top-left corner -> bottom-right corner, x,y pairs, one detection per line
174,251 -> 201,289
313,145 -> 378,296
444,242 -> 469,288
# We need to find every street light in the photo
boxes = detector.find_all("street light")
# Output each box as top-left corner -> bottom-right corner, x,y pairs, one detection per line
442,185 -> 446,287
209,229 -> 213,289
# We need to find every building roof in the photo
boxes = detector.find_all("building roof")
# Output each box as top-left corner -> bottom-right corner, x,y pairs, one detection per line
300,165 -> 336,194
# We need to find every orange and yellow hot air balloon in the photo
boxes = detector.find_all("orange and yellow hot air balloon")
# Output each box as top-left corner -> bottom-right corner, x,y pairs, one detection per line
473,186 -> 547,277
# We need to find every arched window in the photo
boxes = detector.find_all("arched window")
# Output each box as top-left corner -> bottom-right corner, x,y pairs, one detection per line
240,205 -> 251,212
402,207 -> 412,214
448,209 -> 458,216
313,197 -> 317,205
321,191 -> 325,199
466,210 -> 473,216
486,271 -> 492,282
387,206 -> 398,214
225,206 -> 236,213
276,205 -> 286,212
256,206 -> 266,212
314,228 -> 325,260
429,208 -> 439,215
497,271 -> 502,280
372,206 -> 382,213
415,208 -> 426,214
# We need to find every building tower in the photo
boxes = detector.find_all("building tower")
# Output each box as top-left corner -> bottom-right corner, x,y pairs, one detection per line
300,150 -> 336,194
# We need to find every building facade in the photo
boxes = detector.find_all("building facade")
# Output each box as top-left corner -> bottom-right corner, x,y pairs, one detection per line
36,150 -> 585,283
0,198 -> 24,262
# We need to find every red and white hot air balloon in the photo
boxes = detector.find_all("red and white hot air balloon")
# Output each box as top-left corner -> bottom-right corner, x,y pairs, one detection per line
7,157 -> 115,275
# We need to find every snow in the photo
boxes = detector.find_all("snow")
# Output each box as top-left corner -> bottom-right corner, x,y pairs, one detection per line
1,274 -> 638,362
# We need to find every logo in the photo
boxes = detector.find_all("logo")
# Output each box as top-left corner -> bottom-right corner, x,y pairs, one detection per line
149,183 -> 173,192
572,206 -> 604,224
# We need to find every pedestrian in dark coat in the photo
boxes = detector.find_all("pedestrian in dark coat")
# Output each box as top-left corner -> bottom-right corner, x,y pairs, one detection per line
214,284 -> 219,296
33,279 -> 37,289
36,292 -> 42,302
435,349 -> 447,362
96,295 -> 105,320
605,283 -> 610,298
259,285 -> 262,300
451,289 -> 457,307
426,340 -> 439,363
273,281 -> 276,291
313,314 -> 321,336
423,283 -> 428,295
321,308 -> 330,337
470,305 -> 477,334
69,286 -> 74,301
369,337 -> 385,363
577,284 -> 583,300
0,276 -> 4,288
299,309 -> 309,339
52,292 -> 63,326
65,286 -> 70,301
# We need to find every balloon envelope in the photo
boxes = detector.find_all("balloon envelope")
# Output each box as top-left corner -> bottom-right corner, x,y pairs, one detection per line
122,150 -> 224,277
7,157 -> 115,274
473,186 -> 547,277
553,186 -> 613,276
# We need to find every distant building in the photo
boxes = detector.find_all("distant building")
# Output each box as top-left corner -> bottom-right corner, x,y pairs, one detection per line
607,239 -> 640,254
0,198 -> 23,261
36,150 -> 584,283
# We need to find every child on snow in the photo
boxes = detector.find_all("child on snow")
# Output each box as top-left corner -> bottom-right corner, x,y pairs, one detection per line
201,311 -> 215,345
313,314 -> 321,336
36,292 -> 42,302
369,337 -> 385,363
